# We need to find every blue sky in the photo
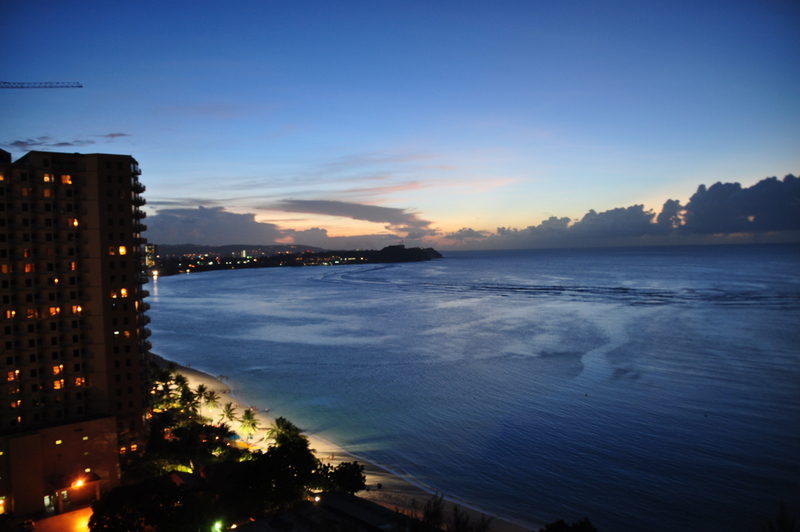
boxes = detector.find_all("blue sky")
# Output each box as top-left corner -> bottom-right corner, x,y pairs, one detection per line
2,1 -> 799,249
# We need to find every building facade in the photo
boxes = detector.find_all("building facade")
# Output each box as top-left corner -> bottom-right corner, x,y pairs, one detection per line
0,150 -> 151,516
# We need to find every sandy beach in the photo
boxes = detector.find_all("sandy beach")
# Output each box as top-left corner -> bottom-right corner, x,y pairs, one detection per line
152,354 -> 535,532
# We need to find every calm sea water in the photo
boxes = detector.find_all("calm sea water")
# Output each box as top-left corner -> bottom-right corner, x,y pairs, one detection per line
147,245 -> 800,532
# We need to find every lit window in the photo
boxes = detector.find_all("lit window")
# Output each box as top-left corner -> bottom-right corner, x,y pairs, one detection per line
49,307 -> 61,316
55,440 -> 62,445
120,288 -> 128,298
75,377 -> 85,387
7,370 -> 19,382
119,447 -> 127,454
130,444 -> 138,452
82,436 -> 89,441
21,188 -> 30,197
4,310 -> 14,319
27,309 -> 38,319
43,174 -> 53,182
108,247 -> 115,256
43,188 -> 53,198
118,246 -> 127,256
24,264 -> 35,273
84,467 -> 91,472
68,218 -> 79,227
123,331 -> 131,338
23,249 -> 31,258
61,175 -> 72,184
1,265 -> 11,274
53,379 -> 65,390
110,290 -> 117,299
53,365 -> 64,376
70,261 -> 77,271
71,305 -> 82,315
9,400 -> 20,409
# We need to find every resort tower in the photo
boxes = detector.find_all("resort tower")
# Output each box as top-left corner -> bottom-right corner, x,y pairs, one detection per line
0,149 -> 151,516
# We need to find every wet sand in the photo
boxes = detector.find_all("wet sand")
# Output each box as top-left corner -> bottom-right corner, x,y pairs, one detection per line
152,355 -> 536,532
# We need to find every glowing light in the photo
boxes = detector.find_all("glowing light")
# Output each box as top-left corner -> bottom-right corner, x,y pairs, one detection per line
73,479 -> 84,488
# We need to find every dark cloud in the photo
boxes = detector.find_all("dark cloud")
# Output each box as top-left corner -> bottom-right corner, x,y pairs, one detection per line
446,228 -> 491,241
266,199 -> 438,237
146,207 -> 285,246
95,133 -> 131,139
682,175 -> 800,234
3,133 -> 130,152
570,205 -> 658,238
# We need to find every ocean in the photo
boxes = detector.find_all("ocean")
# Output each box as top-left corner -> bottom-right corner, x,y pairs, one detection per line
146,244 -> 800,531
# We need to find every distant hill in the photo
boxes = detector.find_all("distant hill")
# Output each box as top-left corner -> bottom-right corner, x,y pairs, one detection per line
155,244 -> 325,257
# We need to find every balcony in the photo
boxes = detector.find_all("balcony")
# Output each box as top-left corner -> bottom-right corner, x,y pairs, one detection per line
132,181 -> 145,193
133,223 -> 147,233
139,289 -> 150,298
132,196 -> 146,207
133,209 -> 146,219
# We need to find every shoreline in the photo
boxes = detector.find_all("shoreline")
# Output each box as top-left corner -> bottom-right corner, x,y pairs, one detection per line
151,354 -> 536,532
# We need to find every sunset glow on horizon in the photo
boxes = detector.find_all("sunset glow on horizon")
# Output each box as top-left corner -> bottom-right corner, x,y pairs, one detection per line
2,1 -> 798,249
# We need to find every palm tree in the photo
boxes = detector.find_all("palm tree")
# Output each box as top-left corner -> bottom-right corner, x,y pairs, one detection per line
266,416 -> 303,446
239,409 -> 261,440
195,383 -> 208,398
218,402 -> 238,426
203,390 -> 220,413
179,387 -> 200,415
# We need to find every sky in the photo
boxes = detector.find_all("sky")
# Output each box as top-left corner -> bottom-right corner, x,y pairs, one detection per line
2,0 -> 799,250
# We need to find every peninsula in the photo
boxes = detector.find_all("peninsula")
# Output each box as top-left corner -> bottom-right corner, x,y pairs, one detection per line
154,244 -> 443,276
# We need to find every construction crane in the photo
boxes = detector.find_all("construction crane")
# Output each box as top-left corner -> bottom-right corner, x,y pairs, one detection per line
0,81 -> 82,89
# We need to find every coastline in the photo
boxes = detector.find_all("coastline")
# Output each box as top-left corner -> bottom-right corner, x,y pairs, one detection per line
151,354 -> 536,532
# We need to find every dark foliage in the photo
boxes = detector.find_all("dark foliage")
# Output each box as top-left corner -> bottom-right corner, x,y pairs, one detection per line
395,494 -> 494,532
314,461 -> 367,494
537,517 -> 598,532
88,476 -> 215,532
762,500 -> 798,532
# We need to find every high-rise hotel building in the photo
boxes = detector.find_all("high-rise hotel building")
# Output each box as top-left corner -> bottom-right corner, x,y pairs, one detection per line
0,150 -> 151,516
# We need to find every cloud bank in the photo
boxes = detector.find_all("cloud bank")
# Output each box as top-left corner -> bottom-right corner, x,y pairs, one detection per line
146,175 -> 800,250
145,206 -> 414,249
446,175 -> 800,249
145,207 -> 285,246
